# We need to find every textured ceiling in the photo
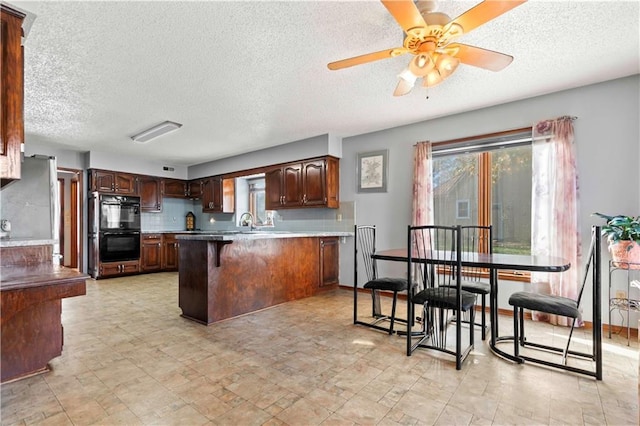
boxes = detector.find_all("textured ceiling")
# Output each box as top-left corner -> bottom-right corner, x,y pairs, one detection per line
11,1 -> 640,166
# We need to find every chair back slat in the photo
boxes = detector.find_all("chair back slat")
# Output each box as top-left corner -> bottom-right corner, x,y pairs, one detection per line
355,225 -> 378,283
460,225 -> 493,281
408,225 -> 461,290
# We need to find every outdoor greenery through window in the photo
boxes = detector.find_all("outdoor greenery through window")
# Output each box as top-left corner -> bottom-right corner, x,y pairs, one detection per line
433,130 -> 532,258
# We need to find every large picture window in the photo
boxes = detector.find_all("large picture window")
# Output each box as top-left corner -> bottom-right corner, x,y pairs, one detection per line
432,129 -> 533,279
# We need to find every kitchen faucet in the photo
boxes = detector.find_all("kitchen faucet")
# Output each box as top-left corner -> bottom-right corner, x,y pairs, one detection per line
239,212 -> 255,230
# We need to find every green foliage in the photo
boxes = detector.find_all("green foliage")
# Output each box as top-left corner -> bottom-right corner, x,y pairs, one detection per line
593,213 -> 640,245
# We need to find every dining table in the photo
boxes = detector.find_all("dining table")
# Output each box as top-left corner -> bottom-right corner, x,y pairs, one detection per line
371,249 -> 581,363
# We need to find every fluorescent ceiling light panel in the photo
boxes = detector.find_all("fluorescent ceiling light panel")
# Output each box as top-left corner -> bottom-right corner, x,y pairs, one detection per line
131,121 -> 182,143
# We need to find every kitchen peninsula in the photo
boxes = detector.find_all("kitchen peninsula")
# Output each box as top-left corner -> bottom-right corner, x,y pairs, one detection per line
0,242 -> 87,383
177,231 -> 349,325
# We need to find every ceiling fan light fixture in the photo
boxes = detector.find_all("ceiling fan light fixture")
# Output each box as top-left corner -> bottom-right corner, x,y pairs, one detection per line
408,54 -> 434,77
394,68 -> 417,96
422,69 -> 444,88
435,53 -> 459,79
131,121 -> 183,143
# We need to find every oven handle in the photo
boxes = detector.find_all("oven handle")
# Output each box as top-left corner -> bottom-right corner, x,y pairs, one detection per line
102,231 -> 141,235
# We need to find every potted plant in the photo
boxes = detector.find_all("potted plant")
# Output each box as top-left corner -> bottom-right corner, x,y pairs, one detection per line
594,213 -> 640,269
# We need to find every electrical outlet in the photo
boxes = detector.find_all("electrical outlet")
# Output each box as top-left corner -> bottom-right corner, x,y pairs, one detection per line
337,213 -> 342,222
615,290 -> 627,299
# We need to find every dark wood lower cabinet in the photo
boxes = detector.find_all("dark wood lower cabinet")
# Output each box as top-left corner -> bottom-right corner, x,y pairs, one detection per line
319,237 -> 339,287
141,235 -> 162,272
163,235 -> 179,271
99,260 -> 140,277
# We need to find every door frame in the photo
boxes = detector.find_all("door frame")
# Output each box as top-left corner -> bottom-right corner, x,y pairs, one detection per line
57,167 -> 83,271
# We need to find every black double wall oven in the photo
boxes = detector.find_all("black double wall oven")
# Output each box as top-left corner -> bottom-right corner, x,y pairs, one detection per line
90,193 -> 141,273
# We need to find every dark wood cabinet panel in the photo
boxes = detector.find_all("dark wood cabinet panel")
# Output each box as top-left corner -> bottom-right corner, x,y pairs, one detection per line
91,170 -> 116,192
302,160 -> 326,206
188,180 -> 202,199
202,176 -> 234,213
283,164 -> 303,206
264,156 -> 339,210
114,173 -> 138,194
265,168 -> 284,210
141,235 -> 162,271
0,6 -> 25,187
89,170 -> 138,195
319,237 -> 339,287
99,260 -> 140,277
139,176 -> 162,212
163,234 -> 179,271
164,179 -> 187,198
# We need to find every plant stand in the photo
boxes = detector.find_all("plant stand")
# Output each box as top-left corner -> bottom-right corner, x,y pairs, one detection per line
608,260 -> 640,345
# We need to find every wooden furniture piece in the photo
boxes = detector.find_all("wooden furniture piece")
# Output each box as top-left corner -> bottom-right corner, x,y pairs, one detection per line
141,233 -> 163,272
163,233 -> 180,271
265,156 -> 339,210
202,176 -> 235,213
187,179 -> 202,199
163,179 -> 188,198
140,233 -> 181,272
320,236 -> 339,287
177,234 -> 339,325
0,5 -> 26,187
0,244 -> 87,383
88,169 -> 138,195
139,175 -> 162,212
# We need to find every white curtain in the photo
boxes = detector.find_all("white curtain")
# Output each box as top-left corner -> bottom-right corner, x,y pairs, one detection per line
531,117 -> 581,326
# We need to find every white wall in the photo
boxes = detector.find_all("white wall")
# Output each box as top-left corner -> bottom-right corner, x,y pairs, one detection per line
339,75 -> 640,324
188,133 -> 341,179
87,150 -> 189,179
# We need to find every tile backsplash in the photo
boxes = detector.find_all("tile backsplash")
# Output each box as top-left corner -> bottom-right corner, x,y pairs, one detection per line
141,198 -> 355,233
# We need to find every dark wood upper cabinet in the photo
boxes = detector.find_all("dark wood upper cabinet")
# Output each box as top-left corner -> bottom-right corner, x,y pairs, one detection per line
202,176 -> 234,213
163,179 -> 187,198
89,169 -> 138,195
0,6 -> 25,187
265,156 -> 339,210
139,175 -> 162,212
265,168 -> 284,211
188,180 -> 202,199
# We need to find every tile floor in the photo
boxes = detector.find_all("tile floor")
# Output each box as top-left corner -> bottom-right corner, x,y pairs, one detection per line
1,272 -> 638,425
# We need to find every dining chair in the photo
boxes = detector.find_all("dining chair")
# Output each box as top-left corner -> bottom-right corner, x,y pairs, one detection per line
508,225 -> 602,379
354,225 -> 408,334
443,225 -> 492,340
406,225 -> 476,370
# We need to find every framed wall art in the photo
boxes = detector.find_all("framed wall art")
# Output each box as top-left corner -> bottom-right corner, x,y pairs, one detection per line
357,149 -> 388,193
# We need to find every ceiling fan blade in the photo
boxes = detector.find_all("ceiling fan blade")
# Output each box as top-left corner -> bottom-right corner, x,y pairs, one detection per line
327,48 -> 408,70
447,43 -> 513,71
381,0 -> 427,34
448,0 -> 527,35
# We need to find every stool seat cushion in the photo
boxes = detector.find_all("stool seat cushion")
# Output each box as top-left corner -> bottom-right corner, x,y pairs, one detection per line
364,277 -> 408,292
508,291 -> 579,318
443,280 -> 490,294
412,288 -> 476,311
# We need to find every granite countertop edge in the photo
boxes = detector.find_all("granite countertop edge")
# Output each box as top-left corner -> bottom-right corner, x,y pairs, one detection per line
0,239 -> 56,248
175,231 -> 353,241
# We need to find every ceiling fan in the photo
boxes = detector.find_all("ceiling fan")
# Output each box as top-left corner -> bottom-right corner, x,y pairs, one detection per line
327,0 -> 527,96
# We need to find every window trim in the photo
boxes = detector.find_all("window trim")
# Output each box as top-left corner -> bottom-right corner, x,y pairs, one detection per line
432,127 -> 533,282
